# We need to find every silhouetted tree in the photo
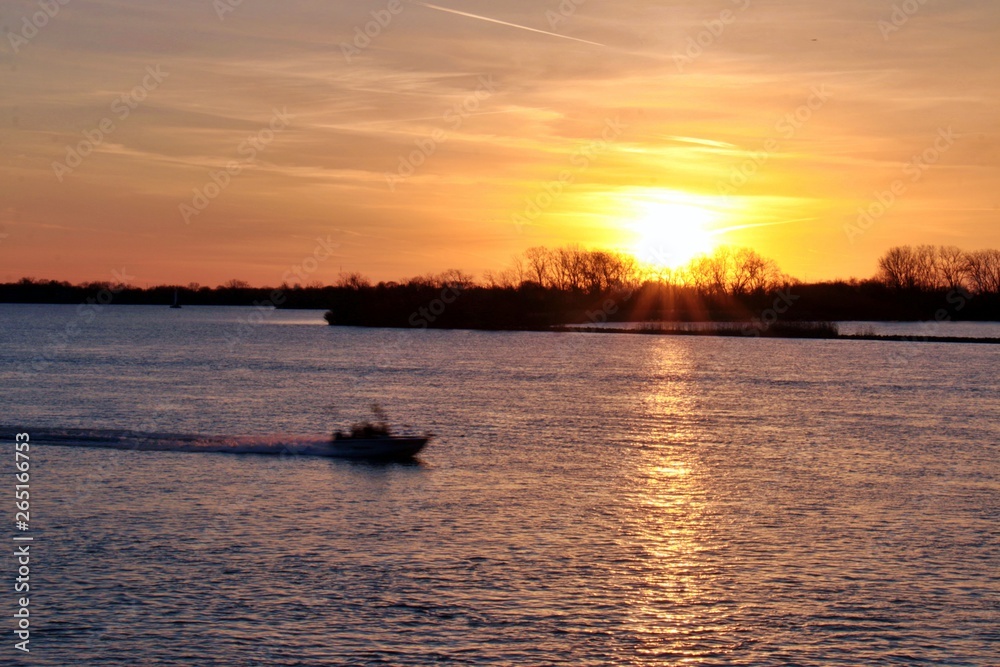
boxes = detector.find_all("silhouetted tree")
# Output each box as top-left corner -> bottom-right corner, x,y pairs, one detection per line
936,245 -> 968,291
964,249 -> 1000,295
335,272 -> 371,289
878,246 -> 922,291
730,248 -> 779,295
523,247 -> 554,288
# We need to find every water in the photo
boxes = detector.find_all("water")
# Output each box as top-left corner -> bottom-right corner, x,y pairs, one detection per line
1,304 -> 997,666
835,320 -> 1000,338
566,320 -> 1000,338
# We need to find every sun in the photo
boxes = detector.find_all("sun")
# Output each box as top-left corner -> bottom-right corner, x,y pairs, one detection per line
626,192 -> 724,269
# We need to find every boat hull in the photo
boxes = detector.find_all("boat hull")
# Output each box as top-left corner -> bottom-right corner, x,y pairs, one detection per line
315,437 -> 429,460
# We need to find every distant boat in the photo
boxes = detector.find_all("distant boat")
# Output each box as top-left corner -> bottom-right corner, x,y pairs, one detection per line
322,434 -> 429,460
170,288 -> 181,308
327,405 -> 430,459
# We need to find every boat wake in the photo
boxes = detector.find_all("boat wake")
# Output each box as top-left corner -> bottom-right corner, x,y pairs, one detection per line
2,427 -> 334,457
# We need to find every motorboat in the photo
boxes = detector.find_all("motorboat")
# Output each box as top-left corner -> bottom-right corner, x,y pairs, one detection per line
325,414 -> 430,459
319,433 -> 429,459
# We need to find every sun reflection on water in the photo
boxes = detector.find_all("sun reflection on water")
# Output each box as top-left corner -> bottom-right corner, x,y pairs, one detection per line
614,342 -> 739,664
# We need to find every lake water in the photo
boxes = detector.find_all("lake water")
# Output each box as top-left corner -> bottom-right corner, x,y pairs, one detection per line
1,304 -> 997,666
566,320 -> 1000,338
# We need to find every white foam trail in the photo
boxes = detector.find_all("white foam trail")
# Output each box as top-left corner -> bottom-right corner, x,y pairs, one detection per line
8,427 -> 332,456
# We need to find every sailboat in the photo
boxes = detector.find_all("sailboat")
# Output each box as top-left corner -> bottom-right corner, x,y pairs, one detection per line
170,288 -> 182,309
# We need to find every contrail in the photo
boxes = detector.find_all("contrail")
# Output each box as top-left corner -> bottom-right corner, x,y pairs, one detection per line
410,1 -> 605,47
713,218 -> 814,235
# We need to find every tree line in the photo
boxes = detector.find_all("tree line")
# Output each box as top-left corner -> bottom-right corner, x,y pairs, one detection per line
877,245 -> 1000,294
2,244 -> 998,326
319,244 -> 998,327
476,245 -> 794,297
336,243 -> 998,297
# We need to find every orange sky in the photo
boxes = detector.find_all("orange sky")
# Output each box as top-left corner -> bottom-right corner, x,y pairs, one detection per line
1,0 -> 998,286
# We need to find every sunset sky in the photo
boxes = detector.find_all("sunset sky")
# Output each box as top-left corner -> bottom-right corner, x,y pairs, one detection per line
1,0 -> 998,286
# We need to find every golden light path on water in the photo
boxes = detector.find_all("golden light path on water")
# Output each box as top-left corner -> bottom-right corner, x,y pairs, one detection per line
611,343 -> 737,664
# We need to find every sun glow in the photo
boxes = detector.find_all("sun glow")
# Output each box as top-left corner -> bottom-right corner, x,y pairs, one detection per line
625,192 -> 727,269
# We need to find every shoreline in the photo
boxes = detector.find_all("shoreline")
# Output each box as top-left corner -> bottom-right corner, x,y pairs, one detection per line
555,325 -> 1000,344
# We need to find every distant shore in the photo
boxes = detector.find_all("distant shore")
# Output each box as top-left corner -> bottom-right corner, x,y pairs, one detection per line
555,324 -> 1000,344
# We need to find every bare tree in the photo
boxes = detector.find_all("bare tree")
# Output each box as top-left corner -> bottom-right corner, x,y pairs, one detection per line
554,246 -> 587,291
683,254 -> 715,294
505,246 -> 642,291
707,247 -> 732,295
405,273 -> 437,289
730,248 -> 778,295
912,244 -> 939,290
612,252 -> 640,290
523,247 -> 553,287
936,246 -> 968,291
508,254 -> 527,286
878,246 -> 921,290
643,262 -> 676,286
335,272 -> 371,289
435,269 -> 475,289
580,250 -> 603,293
481,270 -> 503,289
964,249 -> 1000,295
